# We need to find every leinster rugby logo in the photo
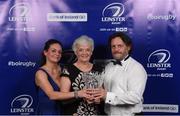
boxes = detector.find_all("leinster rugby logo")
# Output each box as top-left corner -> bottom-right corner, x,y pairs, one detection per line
102,3 -> 125,24
102,3 -> 124,17
8,2 -> 30,22
147,49 -> 171,71
11,94 -> 34,114
9,3 -> 30,17
148,49 -> 170,63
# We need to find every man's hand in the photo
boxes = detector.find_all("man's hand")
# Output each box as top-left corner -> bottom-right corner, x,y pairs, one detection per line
93,87 -> 107,100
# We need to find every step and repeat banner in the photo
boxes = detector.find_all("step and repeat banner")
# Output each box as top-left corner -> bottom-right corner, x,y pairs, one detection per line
0,0 -> 179,115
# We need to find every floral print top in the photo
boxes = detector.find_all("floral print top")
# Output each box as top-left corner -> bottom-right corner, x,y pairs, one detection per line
61,64 -> 103,115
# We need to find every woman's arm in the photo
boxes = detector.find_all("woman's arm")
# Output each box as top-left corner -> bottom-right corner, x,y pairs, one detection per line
35,70 -> 87,100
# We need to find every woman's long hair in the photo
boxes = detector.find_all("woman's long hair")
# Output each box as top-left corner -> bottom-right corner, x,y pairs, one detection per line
40,39 -> 63,66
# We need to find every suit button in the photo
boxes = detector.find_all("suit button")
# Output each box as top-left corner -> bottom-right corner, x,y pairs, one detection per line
109,100 -> 111,102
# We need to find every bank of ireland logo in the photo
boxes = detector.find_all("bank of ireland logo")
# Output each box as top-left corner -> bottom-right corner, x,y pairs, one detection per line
148,49 -> 170,63
9,2 -> 30,23
147,49 -> 171,71
102,3 -> 125,24
11,94 -> 34,114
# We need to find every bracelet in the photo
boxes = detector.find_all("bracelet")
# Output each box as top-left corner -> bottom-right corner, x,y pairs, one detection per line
74,90 -> 78,99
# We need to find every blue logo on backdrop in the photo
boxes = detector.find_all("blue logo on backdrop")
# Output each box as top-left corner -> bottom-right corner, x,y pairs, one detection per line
147,49 -> 171,70
147,49 -> 173,78
100,2 -> 127,32
102,3 -> 124,17
8,2 -> 30,23
7,2 -> 35,31
148,49 -> 170,63
10,94 -> 34,115
101,3 -> 125,24
9,3 -> 29,16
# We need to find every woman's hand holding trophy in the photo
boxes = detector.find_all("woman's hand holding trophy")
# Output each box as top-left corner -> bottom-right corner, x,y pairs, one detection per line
82,72 -> 105,104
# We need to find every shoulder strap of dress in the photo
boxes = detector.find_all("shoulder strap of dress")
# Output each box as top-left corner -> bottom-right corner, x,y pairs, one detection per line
38,68 -> 50,78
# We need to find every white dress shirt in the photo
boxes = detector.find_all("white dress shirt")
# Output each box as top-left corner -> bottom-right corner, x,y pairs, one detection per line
103,56 -> 147,116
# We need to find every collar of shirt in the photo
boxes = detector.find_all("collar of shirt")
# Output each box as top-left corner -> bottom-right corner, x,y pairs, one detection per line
111,55 -> 130,66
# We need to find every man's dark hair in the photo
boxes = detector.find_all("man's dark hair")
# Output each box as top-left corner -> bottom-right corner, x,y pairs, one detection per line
108,32 -> 132,54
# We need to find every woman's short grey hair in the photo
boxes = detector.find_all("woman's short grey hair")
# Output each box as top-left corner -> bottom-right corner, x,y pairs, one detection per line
72,35 -> 94,52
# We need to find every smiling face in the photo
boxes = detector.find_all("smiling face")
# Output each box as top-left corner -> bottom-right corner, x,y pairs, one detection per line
111,37 -> 131,61
75,43 -> 93,63
44,43 -> 62,63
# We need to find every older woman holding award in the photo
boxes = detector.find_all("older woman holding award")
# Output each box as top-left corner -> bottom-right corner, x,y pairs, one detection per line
60,35 -> 105,115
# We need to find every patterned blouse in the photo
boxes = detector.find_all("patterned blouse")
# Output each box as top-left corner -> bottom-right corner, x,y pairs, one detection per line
61,64 -> 104,115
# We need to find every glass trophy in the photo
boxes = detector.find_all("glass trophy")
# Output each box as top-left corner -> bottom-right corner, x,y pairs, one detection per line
82,72 -> 104,89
